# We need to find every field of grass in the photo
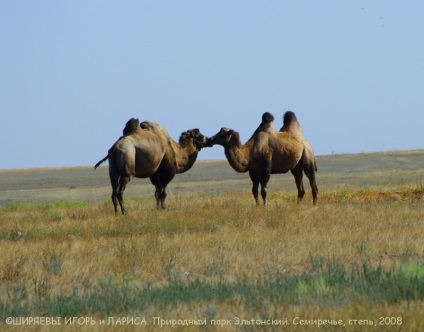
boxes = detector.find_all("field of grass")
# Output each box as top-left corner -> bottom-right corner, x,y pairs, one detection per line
0,150 -> 423,330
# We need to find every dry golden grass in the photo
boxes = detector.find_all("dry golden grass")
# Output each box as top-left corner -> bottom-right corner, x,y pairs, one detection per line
1,150 -> 423,330
1,184 -> 423,329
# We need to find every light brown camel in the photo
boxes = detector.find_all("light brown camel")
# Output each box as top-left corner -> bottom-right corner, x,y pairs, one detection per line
205,111 -> 317,205
94,118 -> 206,213
254,111 -> 319,204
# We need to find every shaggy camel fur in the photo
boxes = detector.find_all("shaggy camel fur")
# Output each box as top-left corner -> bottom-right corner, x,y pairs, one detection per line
95,118 -> 206,213
205,111 -> 317,205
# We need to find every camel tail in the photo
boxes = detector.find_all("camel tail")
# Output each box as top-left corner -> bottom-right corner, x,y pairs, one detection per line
94,155 -> 109,170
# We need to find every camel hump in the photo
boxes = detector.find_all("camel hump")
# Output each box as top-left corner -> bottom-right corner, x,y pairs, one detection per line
281,111 -> 302,136
140,121 -> 154,130
262,112 -> 274,123
140,121 -> 169,135
283,111 -> 298,126
247,112 -> 275,143
123,118 -> 140,136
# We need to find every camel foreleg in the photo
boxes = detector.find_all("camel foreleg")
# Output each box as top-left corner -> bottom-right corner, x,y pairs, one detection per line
259,167 -> 270,205
249,169 -> 260,206
249,170 -> 260,205
154,186 -> 167,210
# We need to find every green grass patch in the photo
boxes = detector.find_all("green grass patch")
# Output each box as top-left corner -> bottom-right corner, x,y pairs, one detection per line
3,200 -> 88,212
4,201 -> 28,212
2,257 -> 424,319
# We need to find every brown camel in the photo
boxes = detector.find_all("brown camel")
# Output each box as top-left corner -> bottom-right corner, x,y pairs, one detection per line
94,118 -> 206,213
205,111 -> 317,205
254,111 -> 318,204
278,112 -> 318,204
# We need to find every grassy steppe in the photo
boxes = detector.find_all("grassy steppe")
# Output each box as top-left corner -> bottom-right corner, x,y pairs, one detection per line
0,150 -> 423,331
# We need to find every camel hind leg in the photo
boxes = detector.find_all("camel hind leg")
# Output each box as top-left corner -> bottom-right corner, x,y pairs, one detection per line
110,168 -> 131,214
111,192 -> 119,214
291,163 -> 305,203
111,177 -> 130,214
109,162 -> 121,214
304,164 -> 318,205
117,172 -> 132,214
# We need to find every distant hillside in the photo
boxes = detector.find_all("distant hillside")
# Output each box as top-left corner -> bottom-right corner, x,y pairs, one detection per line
0,149 -> 423,207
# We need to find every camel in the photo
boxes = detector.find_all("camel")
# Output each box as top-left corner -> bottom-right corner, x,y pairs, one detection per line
279,112 -> 318,204
201,112 -> 277,174
253,111 -> 319,204
205,111 -> 318,205
94,118 -> 206,213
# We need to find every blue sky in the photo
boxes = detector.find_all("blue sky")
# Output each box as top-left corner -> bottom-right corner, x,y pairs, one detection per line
1,1 -> 423,169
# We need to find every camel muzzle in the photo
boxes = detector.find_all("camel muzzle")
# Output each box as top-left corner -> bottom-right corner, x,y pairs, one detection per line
203,137 -> 215,148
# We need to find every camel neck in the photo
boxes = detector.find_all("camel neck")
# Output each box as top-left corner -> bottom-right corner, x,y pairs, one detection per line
224,133 -> 250,173
175,140 -> 199,174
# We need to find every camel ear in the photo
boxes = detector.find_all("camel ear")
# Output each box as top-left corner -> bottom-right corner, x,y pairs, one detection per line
193,129 -> 200,134
228,129 -> 234,135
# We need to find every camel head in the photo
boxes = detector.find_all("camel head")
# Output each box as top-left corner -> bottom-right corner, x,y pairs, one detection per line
179,129 -> 207,150
204,127 -> 237,147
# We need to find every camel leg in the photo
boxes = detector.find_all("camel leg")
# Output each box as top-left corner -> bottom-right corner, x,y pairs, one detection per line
109,168 -> 120,214
154,186 -> 167,210
249,169 -> 260,205
111,189 -> 126,214
116,174 -> 130,214
151,174 -> 163,210
111,192 -> 119,214
260,167 -> 271,205
291,164 -> 305,203
305,167 -> 318,205
151,167 -> 174,210
158,187 -> 168,209
154,187 -> 161,210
